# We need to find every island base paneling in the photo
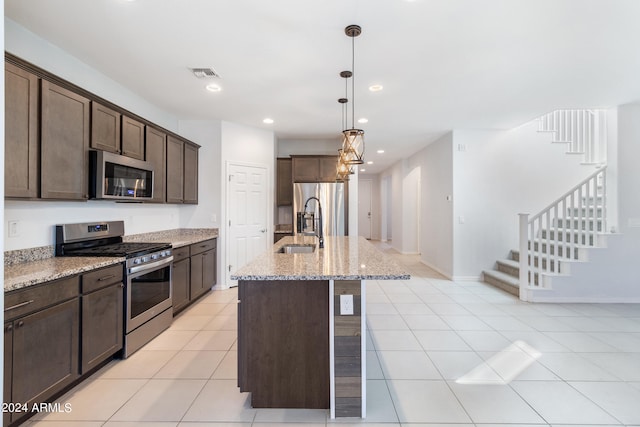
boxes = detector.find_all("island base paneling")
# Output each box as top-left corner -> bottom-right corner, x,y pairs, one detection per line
238,279 -> 329,409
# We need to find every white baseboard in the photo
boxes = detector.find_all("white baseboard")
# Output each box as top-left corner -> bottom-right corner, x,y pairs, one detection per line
529,295 -> 640,303
419,259 -> 453,280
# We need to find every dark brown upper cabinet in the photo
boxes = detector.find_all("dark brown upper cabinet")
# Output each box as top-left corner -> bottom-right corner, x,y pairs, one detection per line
91,102 -> 121,154
291,155 -> 339,183
92,102 -> 145,161
184,142 -> 199,204
40,80 -> 90,200
145,126 -> 167,203
166,135 -> 184,203
121,116 -> 145,160
4,62 -> 39,198
276,157 -> 293,205
166,136 -> 199,204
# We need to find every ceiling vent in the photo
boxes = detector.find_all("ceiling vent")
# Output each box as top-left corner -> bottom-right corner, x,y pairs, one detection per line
189,67 -> 221,78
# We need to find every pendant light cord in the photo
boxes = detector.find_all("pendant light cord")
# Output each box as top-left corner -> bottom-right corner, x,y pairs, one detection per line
351,35 -> 355,130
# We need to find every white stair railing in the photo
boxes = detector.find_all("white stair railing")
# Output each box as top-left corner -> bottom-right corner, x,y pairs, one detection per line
518,167 -> 607,299
537,109 -> 607,164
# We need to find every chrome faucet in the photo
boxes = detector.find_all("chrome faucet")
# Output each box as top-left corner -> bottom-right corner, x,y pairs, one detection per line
303,196 -> 324,248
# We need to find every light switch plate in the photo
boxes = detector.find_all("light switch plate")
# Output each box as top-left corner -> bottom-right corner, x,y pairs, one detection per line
340,294 -> 354,315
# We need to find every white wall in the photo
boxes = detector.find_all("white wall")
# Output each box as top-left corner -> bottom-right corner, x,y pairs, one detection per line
277,138 -> 341,156
178,120 -> 223,229
5,18 -> 177,131
451,123 -> 596,280
378,121 -> 600,281
380,162 -> 403,253
402,167 -> 421,254
540,104 -> 640,301
219,121 -> 275,288
416,133 -> 454,278
3,18 -> 201,250
359,174 -> 381,240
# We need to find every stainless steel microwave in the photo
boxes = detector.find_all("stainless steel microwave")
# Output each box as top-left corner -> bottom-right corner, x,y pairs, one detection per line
89,151 -> 154,200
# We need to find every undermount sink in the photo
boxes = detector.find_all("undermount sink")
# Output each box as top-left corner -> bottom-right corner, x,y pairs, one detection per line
277,244 -> 316,254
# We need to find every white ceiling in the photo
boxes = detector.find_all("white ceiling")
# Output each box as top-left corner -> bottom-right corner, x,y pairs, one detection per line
6,0 -> 640,174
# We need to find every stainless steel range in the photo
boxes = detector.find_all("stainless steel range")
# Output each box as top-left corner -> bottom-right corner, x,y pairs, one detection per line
55,220 -> 173,357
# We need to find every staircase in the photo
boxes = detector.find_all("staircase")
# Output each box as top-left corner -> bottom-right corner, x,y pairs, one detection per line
483,109 -> 608,300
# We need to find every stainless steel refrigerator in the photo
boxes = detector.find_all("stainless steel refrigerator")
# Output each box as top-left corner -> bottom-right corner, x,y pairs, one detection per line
293,182 -> 347,237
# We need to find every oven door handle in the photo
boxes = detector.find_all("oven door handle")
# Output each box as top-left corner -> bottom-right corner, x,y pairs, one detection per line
127,256 -> 174,275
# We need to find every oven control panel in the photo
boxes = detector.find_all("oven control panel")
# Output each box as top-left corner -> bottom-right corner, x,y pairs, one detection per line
128,249 -> 173,268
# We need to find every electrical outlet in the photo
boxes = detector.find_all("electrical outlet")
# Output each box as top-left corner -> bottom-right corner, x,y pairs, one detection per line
8,220 -> 19,238
340,294 -> 354,315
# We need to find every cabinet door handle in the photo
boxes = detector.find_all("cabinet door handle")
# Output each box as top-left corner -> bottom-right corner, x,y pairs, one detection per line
5,324 -> 13,332
98,274 -> 116,282
119,283 -> 125,288
16,321 -> 24,328
4,300 -> 34,312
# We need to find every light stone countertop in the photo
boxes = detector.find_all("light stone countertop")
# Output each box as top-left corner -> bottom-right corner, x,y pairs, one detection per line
4,228 -> 219,293
4,257 -> 124,292
231,235 -> 410,281
124,228 -> 218,248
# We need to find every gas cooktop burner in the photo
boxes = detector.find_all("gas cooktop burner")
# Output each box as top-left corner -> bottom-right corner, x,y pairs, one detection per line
63,242 -> 171,258
55,220 -> 171,259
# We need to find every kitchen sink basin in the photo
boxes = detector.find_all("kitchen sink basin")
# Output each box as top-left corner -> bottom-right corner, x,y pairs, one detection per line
277,244 -> 316,254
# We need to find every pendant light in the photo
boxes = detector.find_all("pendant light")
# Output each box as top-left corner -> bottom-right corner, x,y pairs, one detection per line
342,24 -> 365,165
336,72 -> 354,181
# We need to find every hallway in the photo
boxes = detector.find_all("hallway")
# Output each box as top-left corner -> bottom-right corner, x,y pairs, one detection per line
27,242 -> 640,426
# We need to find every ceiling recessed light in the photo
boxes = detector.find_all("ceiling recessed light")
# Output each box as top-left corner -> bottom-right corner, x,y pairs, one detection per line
263,118 -> 274,124
360,168 -> 366,172
205,83 -> 221,92
369,84 -> 383,92
377,149 -> 385,154
358,118 -> 369,124
367,161 -> 373,165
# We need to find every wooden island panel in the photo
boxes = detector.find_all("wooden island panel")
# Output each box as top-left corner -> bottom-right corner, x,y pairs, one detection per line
238,279 -> 329,409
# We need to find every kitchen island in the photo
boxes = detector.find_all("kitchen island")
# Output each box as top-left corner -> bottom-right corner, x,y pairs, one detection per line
231,235 -> 409,418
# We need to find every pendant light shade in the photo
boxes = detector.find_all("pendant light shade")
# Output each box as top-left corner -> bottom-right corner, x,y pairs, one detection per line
336,148 -> 353,181
342,129 -> 365,165
341,24 -> 365,165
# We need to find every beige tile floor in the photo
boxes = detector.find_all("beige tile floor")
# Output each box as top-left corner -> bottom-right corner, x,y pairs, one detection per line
26,242 -> 640,426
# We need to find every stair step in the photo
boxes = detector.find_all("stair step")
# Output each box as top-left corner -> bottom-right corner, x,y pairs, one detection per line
497,259 -> 520,277
500,254 -> 561,274
483,270 -> 519,297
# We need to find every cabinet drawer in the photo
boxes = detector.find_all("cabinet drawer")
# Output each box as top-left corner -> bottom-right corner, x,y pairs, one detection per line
5,275 -> 79,321
172,246 -> 190,262
190,238 -> 216,255
82,264 -> 124,293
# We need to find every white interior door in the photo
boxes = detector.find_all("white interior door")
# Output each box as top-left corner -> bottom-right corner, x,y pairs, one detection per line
227,163 -> 268,287
358,179 -> 372,239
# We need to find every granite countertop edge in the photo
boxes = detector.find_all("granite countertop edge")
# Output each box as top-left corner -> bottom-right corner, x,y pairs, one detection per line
231,235 -> 410,282
4,257 -> 125,293
5,228 -> 219,293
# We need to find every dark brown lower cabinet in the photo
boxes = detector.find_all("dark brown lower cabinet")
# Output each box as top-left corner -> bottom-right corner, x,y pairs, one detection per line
3,264 -> 128,426
238,279 -> 329,409
6,298 -> 80,426
4,323 -> 14,427
172,246 -> 191,314
81,282 -> 124,373
173,239 -> 217,315
189,239 -> 217,301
